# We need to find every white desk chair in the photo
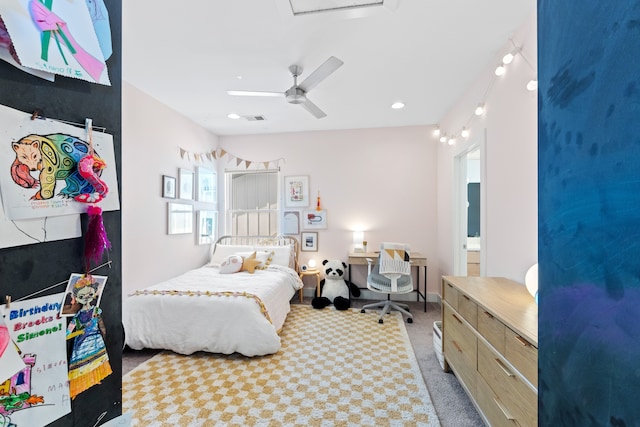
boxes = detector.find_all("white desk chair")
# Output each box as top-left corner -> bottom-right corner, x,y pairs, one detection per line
360,242 -> 413,324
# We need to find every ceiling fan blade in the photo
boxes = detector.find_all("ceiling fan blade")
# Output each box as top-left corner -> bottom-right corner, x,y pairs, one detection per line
298,56 -> 344,92
227,90 -> 283,97
300,98 -> 327,119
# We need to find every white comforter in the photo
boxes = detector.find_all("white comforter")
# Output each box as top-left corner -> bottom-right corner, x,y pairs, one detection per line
123,265 -> 303,356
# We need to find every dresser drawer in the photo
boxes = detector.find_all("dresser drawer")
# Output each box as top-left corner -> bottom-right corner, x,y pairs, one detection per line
458,293 -> 478,328
478,341 -> 537,427
443,280 -> 459,310
476,374 -> 527,427
505,327 -> 538,387
443,304 -> 477,395
478,309 -> 506,354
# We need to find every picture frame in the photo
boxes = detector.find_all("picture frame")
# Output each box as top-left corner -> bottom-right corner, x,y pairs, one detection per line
179,168 -> 194,200
196,166 -> 217,203
301,232 -> 318,252
284,175 -> 309,207
302,209 -> 327,229
282,210 -> 300,235
162,175 -> 176,198
167,202 -> 193,234
197,210 -> 218,245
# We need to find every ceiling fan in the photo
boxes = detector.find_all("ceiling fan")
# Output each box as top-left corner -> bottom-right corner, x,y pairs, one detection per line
227,56 -> 344,119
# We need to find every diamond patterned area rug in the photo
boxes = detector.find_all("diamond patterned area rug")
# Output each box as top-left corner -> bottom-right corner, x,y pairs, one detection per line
122,305 -> 440,426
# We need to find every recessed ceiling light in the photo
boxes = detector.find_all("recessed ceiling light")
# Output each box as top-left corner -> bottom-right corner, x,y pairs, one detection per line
391,102 -> 405,109
227,113 -> 241,120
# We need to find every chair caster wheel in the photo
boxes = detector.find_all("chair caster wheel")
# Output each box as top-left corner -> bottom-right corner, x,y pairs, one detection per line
378,319 -> 384,324
361,309 -> 366,313
407,318 -> 413,324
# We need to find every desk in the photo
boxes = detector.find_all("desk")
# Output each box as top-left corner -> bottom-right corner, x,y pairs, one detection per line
348,252 -> 427,312
298,269 -> 321,302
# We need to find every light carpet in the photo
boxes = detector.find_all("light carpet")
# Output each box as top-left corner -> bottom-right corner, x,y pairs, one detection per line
122,305 -> 441,426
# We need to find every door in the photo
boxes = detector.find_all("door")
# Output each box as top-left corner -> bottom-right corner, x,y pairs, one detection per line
453,140 -> 485,276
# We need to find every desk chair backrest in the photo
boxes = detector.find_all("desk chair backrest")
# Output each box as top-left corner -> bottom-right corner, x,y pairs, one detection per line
368,242 -> 412,293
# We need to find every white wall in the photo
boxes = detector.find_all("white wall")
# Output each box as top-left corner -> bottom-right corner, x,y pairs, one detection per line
218,126 -> 440,297
122,83 -> 219,298
437,12 -> 538,284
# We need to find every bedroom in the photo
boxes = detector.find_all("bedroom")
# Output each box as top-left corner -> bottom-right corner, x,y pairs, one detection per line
2,0 -> 636,426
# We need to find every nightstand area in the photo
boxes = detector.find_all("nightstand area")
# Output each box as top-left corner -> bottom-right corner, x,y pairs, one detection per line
299,269 -> 321,302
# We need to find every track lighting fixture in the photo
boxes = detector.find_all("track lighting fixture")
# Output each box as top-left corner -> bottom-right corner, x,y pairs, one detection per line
461,127 -> 469,138
526,79 -> 538,91
495,63 -> 506,76
475,104 -> 485,116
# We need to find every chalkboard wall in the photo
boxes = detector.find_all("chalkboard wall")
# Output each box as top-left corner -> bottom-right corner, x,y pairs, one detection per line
0,1 -> 122,425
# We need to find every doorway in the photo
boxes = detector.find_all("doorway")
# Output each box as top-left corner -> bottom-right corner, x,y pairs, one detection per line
453,139 -> 485,276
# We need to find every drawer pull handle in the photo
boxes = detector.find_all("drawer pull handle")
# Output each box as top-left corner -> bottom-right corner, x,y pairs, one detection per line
493,396 -> 516,421
451,313 -> 463,324
494,358 -> 515,377
483,311 -> 494,319
452,340 -> 462,353
514,335 -> 530,347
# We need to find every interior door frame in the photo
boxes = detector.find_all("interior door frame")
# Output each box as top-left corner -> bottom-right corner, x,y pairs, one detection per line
453,131 -> 487,276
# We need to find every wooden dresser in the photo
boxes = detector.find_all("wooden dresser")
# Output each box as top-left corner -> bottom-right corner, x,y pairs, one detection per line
441,276 -> 538,427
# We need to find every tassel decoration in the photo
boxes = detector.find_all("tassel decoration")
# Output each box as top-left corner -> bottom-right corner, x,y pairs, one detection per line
84,205 -> 111,270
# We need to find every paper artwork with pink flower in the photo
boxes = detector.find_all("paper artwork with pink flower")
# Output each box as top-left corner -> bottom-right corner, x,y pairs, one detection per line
0,0 -> 110,85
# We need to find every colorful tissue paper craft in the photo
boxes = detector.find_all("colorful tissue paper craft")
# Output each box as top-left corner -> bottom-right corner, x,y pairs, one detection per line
83,205 -> 111,270
65,275 -> 112,399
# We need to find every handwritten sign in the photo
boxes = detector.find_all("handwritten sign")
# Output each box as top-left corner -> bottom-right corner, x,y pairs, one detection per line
1,293 -> 71,426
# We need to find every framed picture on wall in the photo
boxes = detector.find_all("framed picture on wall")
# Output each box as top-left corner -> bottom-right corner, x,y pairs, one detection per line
301,232 -> 318,252
162,175 -> 176,198
179,168 -> 194,200
302,209 -> 327,229
282,210 -> 300,235
284,175 -> 309,207
167,202 -> 193,234
197,210 -> 217,245
196,166 -> 216,203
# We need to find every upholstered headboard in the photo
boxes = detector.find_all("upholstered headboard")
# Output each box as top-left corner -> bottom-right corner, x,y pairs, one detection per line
213,235 -> 300,271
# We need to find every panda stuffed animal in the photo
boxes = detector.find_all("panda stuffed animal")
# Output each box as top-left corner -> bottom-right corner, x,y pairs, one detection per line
312,259 -> 361,310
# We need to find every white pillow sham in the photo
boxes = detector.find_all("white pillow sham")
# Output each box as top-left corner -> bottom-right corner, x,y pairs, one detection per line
208,245 -> 253,267
255,245 -> 292,268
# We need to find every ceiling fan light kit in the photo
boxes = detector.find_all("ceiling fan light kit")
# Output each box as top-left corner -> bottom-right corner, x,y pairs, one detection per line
227,56 -> 344,119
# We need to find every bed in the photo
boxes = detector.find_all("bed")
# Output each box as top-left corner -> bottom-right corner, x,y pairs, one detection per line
122,235 -> 302,356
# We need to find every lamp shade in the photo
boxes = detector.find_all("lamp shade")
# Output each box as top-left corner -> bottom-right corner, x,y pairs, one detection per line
525,263 -> 538,304
308,259 -> 317,269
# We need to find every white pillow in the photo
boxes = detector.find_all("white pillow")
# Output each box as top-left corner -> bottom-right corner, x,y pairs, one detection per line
209,245 -> 253,267
219,255 -> 244,274
254,245 -> 292,268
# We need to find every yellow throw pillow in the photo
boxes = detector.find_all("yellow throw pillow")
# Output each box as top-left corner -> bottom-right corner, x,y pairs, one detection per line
241,252 -> 262,274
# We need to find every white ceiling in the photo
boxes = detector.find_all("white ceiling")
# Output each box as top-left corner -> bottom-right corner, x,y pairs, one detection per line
122,0 -> 535,136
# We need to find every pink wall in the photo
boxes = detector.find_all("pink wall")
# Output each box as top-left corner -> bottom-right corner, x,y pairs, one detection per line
122,12 -> 536,301
218,127 -> 440,297
437,12 -> 538,285
122,83 -> 218,298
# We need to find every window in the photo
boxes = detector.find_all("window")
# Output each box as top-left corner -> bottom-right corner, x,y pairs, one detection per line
225,170 -> 279,236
